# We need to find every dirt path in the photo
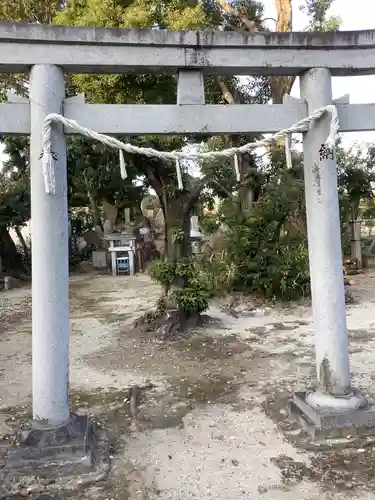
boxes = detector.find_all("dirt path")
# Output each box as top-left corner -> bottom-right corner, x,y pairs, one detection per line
2,271 -> 375,499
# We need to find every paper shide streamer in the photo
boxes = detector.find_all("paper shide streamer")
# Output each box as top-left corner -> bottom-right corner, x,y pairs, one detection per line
40,106 -> 339,195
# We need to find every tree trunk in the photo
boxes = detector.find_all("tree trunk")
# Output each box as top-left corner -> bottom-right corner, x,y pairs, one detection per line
238,153 -> 256,214
162,197 -> 191,291
0,226 -> 25,274
14,225 -> 30,265
164,201 -> 191,263
351,200 -> 360,221
83,171 -> 102,229
135,168 -> 205,338
160,201 -> 200,337
215,0 -> 295,106
90,197 -> 102,229
270,76 -> 295,104
271,0 -> 294,104
275,0 -> 292,31
137,194 -> 197,334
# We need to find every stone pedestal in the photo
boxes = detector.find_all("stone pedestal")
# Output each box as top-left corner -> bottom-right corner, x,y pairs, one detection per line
5,414 -> 93,477
290,391 -> 375,438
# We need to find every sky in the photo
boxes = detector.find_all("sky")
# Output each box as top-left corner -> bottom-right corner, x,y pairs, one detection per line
0,0 -> 374,166
262,0 -> 375,146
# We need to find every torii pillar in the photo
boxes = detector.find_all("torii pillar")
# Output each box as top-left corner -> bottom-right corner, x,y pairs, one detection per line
292,68 -> 375,430
5,65 -> 93,475
30,64 -> 70,425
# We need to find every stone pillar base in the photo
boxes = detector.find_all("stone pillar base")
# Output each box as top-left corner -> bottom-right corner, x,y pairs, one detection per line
306,390 -> 367,412
290,391 -> 375,439
4,413 -> 94,477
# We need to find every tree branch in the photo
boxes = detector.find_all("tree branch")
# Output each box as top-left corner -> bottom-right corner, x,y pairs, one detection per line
216,0 -> 259,31
215,76 -> 236,105
263,17 -> 277,23
140,162 -> 163,195
184,175 -> 234,214
214,0 -> 295,105
184,175 -> 211,213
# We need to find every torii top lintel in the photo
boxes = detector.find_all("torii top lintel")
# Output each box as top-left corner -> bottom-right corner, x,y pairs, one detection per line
0,21 -> 375,76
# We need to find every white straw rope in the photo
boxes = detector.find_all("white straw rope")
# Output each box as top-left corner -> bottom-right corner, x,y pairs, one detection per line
41,104 -> 339,194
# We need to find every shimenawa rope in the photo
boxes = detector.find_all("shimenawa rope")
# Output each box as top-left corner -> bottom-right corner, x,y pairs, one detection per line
40,105 -> 339,195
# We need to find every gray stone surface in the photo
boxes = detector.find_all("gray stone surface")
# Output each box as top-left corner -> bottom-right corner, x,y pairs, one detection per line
291,391 -> 375,438
4,414 -> 93,477
3,100 -> 375,136
1,22 -> 375,75
1,21 -> 375,48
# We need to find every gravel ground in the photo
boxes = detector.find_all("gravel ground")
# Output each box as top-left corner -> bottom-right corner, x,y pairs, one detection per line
1,271 -> 375,499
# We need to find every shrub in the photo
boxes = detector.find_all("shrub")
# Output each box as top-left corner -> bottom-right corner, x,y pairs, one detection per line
171,287 -> 210,314
198,213 -> 219,235
203,190 -> 311,301
149,259 -> 175,288
149,256 -> 212,315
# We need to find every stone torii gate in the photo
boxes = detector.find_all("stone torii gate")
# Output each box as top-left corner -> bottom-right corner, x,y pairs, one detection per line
2,22 -> 375,471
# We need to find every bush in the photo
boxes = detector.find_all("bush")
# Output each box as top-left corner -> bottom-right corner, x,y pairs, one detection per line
199,248 -> 238,295
149,256 -> 212,315
228,225 -> 310,301
242,238 -> 310,300
171,287 -> 210,314
198,213 -> 219,235
203,190 -> 311,301
149,259 -> 175,287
